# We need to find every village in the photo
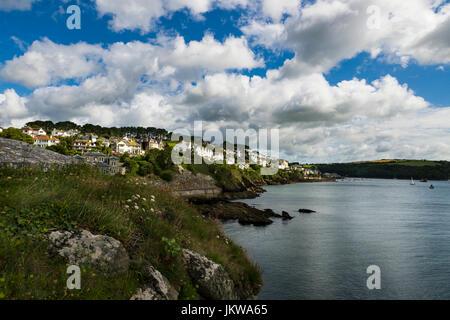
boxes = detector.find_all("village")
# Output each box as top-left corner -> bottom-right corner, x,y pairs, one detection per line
0,125 -> 322,178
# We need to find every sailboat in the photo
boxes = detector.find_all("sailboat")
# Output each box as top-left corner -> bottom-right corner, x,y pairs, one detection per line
410,177 -> 415,185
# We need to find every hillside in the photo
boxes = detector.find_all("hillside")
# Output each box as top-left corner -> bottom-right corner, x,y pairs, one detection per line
0,151 -> 262,300
317,160 -> 450,180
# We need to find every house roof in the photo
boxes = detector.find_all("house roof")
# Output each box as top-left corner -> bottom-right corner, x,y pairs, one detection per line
33,135 -> 59,141
84,152 -> 106,157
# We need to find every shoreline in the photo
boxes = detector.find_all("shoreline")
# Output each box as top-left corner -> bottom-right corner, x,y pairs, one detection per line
189,178 -> 331,226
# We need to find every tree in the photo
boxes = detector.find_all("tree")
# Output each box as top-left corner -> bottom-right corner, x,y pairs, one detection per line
0,128 -> 34,144
26,120 -> 54,133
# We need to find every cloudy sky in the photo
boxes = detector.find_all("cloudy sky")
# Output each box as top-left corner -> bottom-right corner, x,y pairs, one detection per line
1,0 -> 450,162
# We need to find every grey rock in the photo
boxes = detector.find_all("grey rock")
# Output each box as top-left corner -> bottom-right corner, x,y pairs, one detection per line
131,264 -> 178,300
0,138 -> 77,168
47,229 -> 129,274
182,249 -> 237,300
298,208 -> 317,214
282,211 -> 294,220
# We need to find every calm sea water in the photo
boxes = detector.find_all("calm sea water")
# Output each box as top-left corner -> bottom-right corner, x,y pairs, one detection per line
222,179 -> 450,300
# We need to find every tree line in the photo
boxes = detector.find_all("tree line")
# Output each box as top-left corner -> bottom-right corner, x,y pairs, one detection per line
25,120 -> 170,139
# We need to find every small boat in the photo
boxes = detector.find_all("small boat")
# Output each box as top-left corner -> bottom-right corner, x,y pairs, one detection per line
420,178 -> 428,183
429,185 -> 435,190
410,177 -> 415,185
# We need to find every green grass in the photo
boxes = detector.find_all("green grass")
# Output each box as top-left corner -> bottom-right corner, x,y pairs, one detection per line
0,166 -> 262,300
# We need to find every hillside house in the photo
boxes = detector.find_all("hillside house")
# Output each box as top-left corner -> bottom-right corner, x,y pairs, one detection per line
72,140 -> 97,152
279,159 -> 289,170
33,136 -> 60,148
76,152 -> 124,175
22,127 -> 46,137
114,140 -> 142,155
141,137 -> 164,151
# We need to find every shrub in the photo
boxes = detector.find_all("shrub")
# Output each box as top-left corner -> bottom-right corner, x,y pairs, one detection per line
159,170 -> 174,182
0,128 -> 34,144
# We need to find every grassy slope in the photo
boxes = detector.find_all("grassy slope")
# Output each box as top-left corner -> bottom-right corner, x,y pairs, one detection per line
184,163 -> 306,192
0,166 -> 261,300
317,160 -> 450,180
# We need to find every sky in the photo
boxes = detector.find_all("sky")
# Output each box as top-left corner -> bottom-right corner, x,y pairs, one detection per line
0,0 -> 450,163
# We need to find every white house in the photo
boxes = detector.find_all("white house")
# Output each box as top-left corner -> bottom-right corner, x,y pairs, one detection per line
33,136 -> 60,148
115,140 -> 142,155
22,127 -> 46,137
0,126 -> 3,133
279,159 -> 289,170
72,139 -> 97,152
82,133 -> 98,143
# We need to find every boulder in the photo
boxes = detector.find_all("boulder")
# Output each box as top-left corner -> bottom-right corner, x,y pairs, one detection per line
47,229 -> 129,274
282,211 -> 294,220
182,249 -> 237,300
131,264 -> 178,300
298,209 -> 316,214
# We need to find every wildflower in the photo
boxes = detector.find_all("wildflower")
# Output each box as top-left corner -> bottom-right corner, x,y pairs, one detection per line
126,199 -> 132,203
142,198 -> 147,201
136,194 -> 141,198
7,177 -> 12,180
124,205 -> 129,209
134,205 -> 139,210
150,208 -> 155,213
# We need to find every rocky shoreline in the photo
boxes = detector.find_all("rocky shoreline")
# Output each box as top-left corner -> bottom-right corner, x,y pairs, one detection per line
189,180 -> 321,226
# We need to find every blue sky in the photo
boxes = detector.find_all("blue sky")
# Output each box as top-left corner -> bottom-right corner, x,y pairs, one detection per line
1,0 -> 450,162
1,0 -> 448,105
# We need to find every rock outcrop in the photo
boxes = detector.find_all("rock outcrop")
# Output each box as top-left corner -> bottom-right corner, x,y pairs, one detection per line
194,200 -> 282,226
298,209 -> 317,214
131,264 -> 179,300
47,229 -> 129,274
0,138 -> 76,168
182,249 -> 237,300
282,211 -> 294,220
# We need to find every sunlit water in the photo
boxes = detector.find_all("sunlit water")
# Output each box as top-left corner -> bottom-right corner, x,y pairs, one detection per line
222,179 -> 450,300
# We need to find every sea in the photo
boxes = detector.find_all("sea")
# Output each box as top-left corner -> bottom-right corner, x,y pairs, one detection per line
222,179 -> 450,299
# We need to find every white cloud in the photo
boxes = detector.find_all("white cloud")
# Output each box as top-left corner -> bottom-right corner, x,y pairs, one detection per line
0,39 -> 104,88
2,0 -> 450,162
0,0 -> 39,11
261,0 -> 300,21
93,0 -> 249,33
243,0 -> 450,74
0,36 -> 262,88
0,89 -> 35,127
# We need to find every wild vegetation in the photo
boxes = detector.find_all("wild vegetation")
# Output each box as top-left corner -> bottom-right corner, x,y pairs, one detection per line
25,120 -> 170,140
317,160 -> 450,180
0,166 -> 262,300
0,128 -> 33,145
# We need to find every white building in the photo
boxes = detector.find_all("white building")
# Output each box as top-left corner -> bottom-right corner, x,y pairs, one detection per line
22,127 -> 46,137
33,136 -> 60,148
115,140 -> 142,155
72,139 -> 97,152
0,127 -> 3,133
279,159 -> 289,170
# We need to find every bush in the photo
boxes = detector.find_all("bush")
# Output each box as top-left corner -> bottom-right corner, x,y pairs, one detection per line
0,128 -> 34,144
137,161 -> 154,176
159,170 -> 174,182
